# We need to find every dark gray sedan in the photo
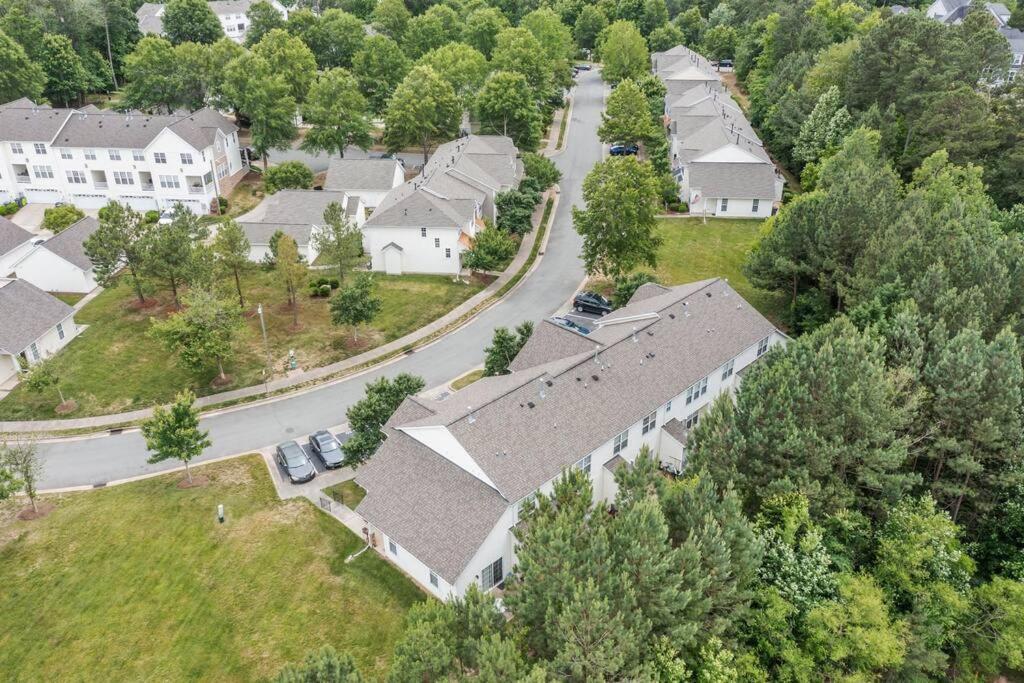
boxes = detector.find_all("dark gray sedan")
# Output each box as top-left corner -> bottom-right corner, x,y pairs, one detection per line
309,430 -> 344,469
276,440 -> 315,483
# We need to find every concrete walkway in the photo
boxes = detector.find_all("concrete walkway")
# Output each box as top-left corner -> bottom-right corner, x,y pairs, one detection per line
1,188 -> 558,434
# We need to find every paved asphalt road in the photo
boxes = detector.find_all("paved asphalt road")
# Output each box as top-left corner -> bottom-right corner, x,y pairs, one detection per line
35,70 -> 605,490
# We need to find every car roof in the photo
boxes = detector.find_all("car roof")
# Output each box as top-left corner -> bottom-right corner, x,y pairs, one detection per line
314,430 -> 336,443
278,440 -> 302,453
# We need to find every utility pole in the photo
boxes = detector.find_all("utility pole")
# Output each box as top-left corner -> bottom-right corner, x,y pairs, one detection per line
257,303 -> 271,393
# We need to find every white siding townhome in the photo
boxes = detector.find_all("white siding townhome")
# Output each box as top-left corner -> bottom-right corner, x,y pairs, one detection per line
652,45 -> 784,218
354,279 -> 786,599
0,217 -> 36,278
0,99 -> 246,215
924,1 -> 1022,82
12,216 -> 100,293
238,189 -> 366,264
361,135 -> 523,276
0,278 -> 82,389
324,158 -> 406,214
136,0 -> 289,43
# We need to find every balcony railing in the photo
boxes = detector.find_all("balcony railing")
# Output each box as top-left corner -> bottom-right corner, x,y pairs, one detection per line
15,175 -> 30,184
141,182 -> 154,191
94,181 -> 108,189
188,185 -> 208,195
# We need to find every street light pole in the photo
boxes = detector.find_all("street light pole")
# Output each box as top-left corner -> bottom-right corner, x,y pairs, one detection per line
257,303 -> 271,393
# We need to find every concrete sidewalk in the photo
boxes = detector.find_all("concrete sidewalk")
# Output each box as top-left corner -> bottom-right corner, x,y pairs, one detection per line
2,188 -> 560,434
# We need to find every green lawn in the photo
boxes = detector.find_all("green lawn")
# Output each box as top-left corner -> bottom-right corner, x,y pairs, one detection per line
632,217 -> 787,325
52,292 -> 85,306
0,456 -> 424,681
0,268 -> 487,419
451,369 -> 484,391
324,480 -> 367,509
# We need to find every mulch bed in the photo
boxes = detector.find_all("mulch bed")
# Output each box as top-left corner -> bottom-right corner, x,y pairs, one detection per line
17,502 -> 55,521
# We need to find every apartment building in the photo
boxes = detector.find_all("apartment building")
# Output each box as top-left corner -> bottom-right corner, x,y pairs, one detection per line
0,99 -> 246,215
354,279 -> 785,599
136,0 -> 289,44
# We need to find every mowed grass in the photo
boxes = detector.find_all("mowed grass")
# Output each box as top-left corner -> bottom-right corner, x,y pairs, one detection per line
620,217 -> 787,326
0,456 -> 424,681
324,480 -> 367,509
0,268 -> 487,419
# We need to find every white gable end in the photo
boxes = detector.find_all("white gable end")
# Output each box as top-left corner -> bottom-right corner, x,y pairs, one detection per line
692,144 -> 769,164
399,425 -> 501,494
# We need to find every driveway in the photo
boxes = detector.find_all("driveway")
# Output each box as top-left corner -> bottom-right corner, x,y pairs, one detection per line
34,69 -> 606,490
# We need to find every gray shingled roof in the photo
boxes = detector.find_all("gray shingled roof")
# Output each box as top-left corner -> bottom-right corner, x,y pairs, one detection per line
661,417 -> 690,445
356,279 -> 779,581
52,107 -> 235,150
1002,26 -> 1024,52
0,106 -> 72,142
687,160 -> 779,200
135,2 -> 164,33
366,188 -> 477,228
0,218 -> 34,257
324,159 -> 403,193
252,189 -> 351,225
508,319 -> 598,372
0,279 -> 74,354
239,222 -> 314,247
40,216 -> 99,270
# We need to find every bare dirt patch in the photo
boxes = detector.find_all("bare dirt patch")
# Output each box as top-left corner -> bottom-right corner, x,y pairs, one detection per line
16,502 -> 55,520
126,297 -> 161,312
54,400 -> 78,415
177,475 -> 210,489
210,374 -> 233,389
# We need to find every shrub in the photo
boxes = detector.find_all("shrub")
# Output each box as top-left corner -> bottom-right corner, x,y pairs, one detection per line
217,196 -> 228,212
143,210 -> 161,224
613,272 -> 659,308
263,161 -> 314,194
0,201 -> 19,216
328,278 -> 340,289
42,204 -> 85,233
522,152 -> 561,190
463,226 -> 518,272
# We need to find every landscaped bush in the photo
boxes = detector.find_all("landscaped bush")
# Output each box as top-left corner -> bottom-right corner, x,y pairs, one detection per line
495,189 -> 536,235
264,161 -> 314,194
522,152 -> 562,190
42,204 -> 85,233
0,200 -> 22,216
217,196 -> 228,212
307,276 -> 341,297
143,210 -> 160,224
463,226 -> 519,272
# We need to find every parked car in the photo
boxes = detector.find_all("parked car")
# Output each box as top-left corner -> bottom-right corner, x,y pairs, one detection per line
241,147 -> 260,163
157,209 -> 175,225
718,59 -> 733,68
276,440 -> 316,483
551,316 -> 591,335
609,142 -> 639,156
575,64 -> 592,71
308,430 -> 344,469
573,291 -> 613,315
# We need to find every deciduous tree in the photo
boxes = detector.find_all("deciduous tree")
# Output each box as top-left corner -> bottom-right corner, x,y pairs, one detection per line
211,219 -> 251,307
352,35 -> 410,116
162,0 -> 223,44
141,389 -> 211,484
243,0 -> 285,47
263,161 -> 314,194
598,78 -> 658,146
301,68 -> 373,159
370,0 -> 410,42
0,439 -> 41,513
143,205 -> 209,307
475,71 -> 542,151
223,52 -> 297,168
329,272 -> 381,341
275,234 -> 305,327
383,65 -> 460,165
342,373 -> 426,465
150,289 -> 244,381
252,28 -> 317,102
482,321 -> 533,375
598,20 -> 648,84
315,202 -> 362,283
463,6 -> 510,58
40,33 -> 88,107
122,36 -> 179,113
84,201 -> 153,305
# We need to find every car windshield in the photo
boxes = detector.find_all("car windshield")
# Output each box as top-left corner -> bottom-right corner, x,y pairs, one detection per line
319,439 -> 339,452
281,446 -> 305,467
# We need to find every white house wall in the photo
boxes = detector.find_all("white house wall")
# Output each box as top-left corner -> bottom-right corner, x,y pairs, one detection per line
365,226 -> 464,275
23,313 -> 80,365
14,249 -> 97,293
0,241 -> 34,277
0,353 -> 19,386
690,195 -> 773,218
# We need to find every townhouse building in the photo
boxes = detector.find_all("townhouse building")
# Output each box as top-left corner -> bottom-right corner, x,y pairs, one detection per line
0,100 -> 246,215
136,0 -> 289,44
0,278 -> 81,390
354,279 -> 786,599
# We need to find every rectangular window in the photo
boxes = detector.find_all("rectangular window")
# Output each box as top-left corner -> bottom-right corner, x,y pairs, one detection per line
641,410 -> 657,435
481,557 -> 503,590
721,358 -> 734,381
752,198 -> 760,213
666,400 -> 672,413
32,165 -> 53,179
180,152 -> 193,165
757,336 -> 770,357
237,22 -> 245,30
56,323 -> 65,340
29,343 -> 39,361
685,377 -> 708,405
388,539 -> 398,555
720,197 -> 728,212
434,238 -> 440,248
10,143 -> 23,154
113,171 -> 134,185
132,150 -> 145,161
612,429 -> 628,455
445,248 -> 451,258
429,571 -> 439,588
84,149 -> 96,160
685,410 -> 700,429
60,149 -> 72,159
576,453 -> 592,474
33,143 -> 45,155
108,149 -> 121,161
421,228 -> 427,237
518,492 -> 536,515
159,175 -> 180,189
66,170 -> 87,184
154,152 -> 167,164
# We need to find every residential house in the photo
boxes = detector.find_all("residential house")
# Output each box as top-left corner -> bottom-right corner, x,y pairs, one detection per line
0,100 -> 246,215
323,158 -> 406,214
354,279 -> 786,598
924,0 -> 1021,80
11,216 -> 100,293
362,135 -> 522,276
136,0 -> 289,43
239,189 -> 365,263
0,278 -> 81,389
0,217 -> 36,277
654,46 -> 784,218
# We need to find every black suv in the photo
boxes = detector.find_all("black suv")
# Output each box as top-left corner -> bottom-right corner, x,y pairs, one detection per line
573,291 -> 613,315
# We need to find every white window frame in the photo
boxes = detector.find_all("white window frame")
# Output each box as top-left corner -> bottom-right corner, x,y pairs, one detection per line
180,152 -> 193,165
29,343 -> 39,361
66,170 -> 87,184
641,410 -> 657,435
113,171 -> 134,185
721,358 -> 734,381
154,152 -> 167,164
84,149 -> 96,160
60,149 -> 72,160
445,248 -> 451,258
576,453 -> 592,474
752,198 -> 760,213
429,571 -> 439,588
481,557 -> 503,590
612,429 -> 628,455
421,228 -> 427,237
159,175 -> 180,189
757,336 -> 770,357
108,149 -> 121,161
666,400 -> 673,413
685,410 -> 700,430
388,539 -> 398,555
132,150 -> 145,161
720,198 -> 728,212
685,376 -> 708,405
434,237 -> 440,248
32,165 -> 53,179
33,143 -> 46,155
10,142 -> 23,154
56,323 -> 65,340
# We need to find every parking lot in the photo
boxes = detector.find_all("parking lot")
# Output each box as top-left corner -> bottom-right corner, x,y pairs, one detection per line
261,427 -> 356,500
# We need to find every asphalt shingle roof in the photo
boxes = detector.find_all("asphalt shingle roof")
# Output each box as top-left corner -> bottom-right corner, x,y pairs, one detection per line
0,279 -> 74,355
40,216 -> 99,270
0,218 -> 34,257
356,280 -> 779,581
239,222 -> 314,247
687,160 -> 779,200
324,159 -> 403,193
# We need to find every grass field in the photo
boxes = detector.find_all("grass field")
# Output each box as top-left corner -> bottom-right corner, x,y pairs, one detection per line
324,480 -> 367,509
0,456 -> 424,680
451,369 -> 484,391
0,269 -> 487,419
597,217 -> 788,326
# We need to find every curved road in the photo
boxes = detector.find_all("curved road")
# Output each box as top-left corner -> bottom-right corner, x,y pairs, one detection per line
36,71 -> 603,490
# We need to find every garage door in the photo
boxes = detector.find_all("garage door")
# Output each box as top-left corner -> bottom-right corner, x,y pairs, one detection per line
120,195 -> 158,212
24,188 -> 61,203
72,193 -> 109,209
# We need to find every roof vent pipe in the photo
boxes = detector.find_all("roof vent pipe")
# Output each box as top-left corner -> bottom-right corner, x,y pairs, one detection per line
468,406 -> 475,424
632,326 -> 638,343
